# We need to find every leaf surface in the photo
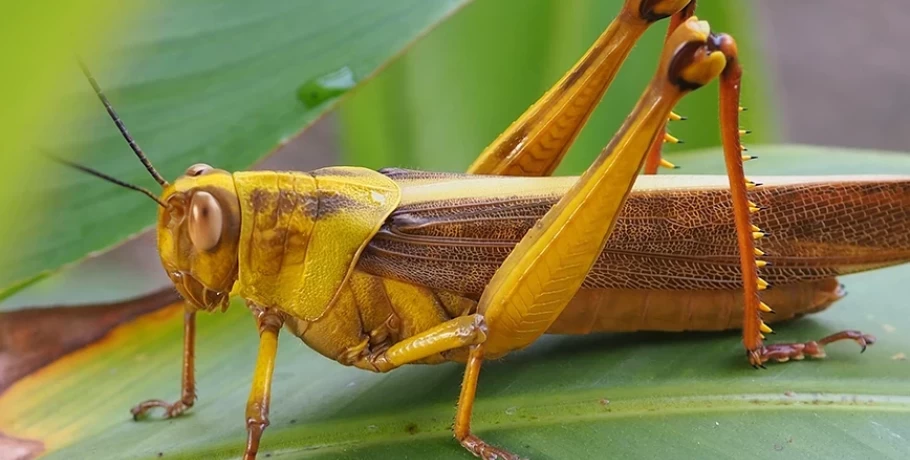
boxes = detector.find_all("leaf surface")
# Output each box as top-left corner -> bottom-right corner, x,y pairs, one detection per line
3,146 -> 910,459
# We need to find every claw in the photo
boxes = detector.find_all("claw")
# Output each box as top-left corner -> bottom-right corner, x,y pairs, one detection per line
131,399 -> 193,420
750,330 -> 876,366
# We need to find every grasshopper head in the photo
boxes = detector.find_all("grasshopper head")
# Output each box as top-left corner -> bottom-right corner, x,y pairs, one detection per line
56,63 -> 245,313
157,164 -> 241,312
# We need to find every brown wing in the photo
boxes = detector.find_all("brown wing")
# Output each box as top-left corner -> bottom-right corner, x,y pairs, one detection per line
358,172 -> 910,297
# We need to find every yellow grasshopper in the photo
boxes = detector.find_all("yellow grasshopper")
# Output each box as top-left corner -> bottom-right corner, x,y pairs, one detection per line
56,1 -> 908,459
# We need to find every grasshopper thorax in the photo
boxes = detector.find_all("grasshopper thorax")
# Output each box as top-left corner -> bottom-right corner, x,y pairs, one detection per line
158,163 -> 241,313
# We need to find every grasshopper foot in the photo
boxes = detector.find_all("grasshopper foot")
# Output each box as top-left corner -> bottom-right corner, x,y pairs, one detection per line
753,330 -> 876,365
460,434 -> 523,460
130,398 -> 194,420
747,349 -> 767,369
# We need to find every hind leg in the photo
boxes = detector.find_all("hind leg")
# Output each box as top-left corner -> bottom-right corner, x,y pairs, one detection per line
467,0 -> 693,178
453,18 -> 734,459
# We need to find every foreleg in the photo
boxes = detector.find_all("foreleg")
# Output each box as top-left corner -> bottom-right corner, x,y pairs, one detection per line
130,309 -> 197,419
242,308 -> 284,460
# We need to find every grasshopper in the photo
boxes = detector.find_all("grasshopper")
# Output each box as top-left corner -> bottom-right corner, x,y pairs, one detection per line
56,1 -> 907,459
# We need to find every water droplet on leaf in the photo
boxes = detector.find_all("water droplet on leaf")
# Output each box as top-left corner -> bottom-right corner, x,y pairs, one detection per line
297,67 -> 356,108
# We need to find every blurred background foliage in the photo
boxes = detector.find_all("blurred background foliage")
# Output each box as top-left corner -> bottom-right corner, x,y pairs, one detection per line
0,0 -> 143,301
339,0 -> 774,174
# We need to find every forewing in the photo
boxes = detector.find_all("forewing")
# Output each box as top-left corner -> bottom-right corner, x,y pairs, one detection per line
359,173 -> 910,297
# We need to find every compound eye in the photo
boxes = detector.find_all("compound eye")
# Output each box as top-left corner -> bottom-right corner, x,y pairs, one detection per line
185,163 -> 214,177
188,191 -> 223,251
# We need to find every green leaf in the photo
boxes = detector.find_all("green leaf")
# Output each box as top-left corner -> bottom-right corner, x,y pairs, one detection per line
0,0 -> 471,303
0,1 -> 142,303
3,146 -> 910,459
338,0 -> 776,174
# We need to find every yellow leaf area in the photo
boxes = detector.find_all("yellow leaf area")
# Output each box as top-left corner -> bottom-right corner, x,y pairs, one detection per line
0,303 -> 186,451
0,296 -> 463,459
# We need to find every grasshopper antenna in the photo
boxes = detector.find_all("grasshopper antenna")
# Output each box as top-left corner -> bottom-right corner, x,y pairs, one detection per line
77,57 -> 170,188
46,152 -> 167,208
